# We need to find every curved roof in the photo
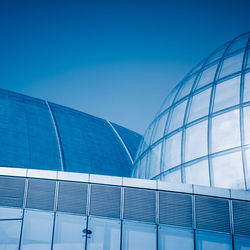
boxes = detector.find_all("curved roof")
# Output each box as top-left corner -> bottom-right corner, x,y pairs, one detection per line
0,88 -> 142,177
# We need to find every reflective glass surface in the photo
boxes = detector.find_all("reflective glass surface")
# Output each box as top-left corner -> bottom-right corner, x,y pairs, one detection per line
0,89 -> 141,177
196,231 -> 232,250
20,210 -> 54,250
0,207 -> 22,219
53,213 -> 86,250
234,236 -> 250,250
0,220 -> 22,250
133,31 -> 250,190
87,217 -> 121,250
122,221 -> 156,250
158,226 -> 194,250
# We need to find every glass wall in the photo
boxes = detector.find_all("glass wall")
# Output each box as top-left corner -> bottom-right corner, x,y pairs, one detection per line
133,31 -> 250,190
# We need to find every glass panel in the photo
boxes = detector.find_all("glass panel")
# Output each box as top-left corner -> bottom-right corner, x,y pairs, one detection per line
87,217 -> 120,250
168,100 -> 187,133
143,125 -> 154,150
53,213 -> 86,250
234,235 -> 250,250
188,88 -> 211,123
185,159 -> 210,186
137,155 -> 147,179
227,36 -> 248,54
212,151 -> 244,189
196,230 -> 232,250
161,169 -> 181,183
212,110 -> 241,153
21,210 -> 54,250
162,132 -> 182,171
247,50 -> 250,69
0,206 -> 22,219
219,52 -> 244,78
159,87 -> 178,114
185,120 -> 208,162
0,220 -> 22,250
148,143 -> 162,178
122,221 -> 156,250
151,112 -> 168,143
196,64 -> 218,89
176,76 -> 196,101
243,106 -> 250,145
243,73 -> 250,103
245,148 -> 250,190
213,76 -> 240,112
206,47 -> 226,64
158,226 -> 194,250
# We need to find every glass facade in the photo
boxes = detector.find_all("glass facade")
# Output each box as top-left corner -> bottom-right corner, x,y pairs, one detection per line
133,31 -> 250,190
0,89 -> 142,177
0,171 -> 249,250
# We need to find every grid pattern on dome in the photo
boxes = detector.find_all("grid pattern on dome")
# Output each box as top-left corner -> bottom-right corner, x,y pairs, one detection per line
133,32 -> 250,190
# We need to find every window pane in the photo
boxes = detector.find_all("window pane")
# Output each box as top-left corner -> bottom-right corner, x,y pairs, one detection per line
158,226 -> 194,250
245,148 -> 250,190
87,217 -> 120,250
227,36 -> 248,54
151,112 -> 168,143
234,235 -> 250,250
212,110 -> 241,153
212,151 -> 244,189
188,88 -> 211,123
0,206 -> 22,219
176,76 -> 196,101
148,143 -> 162,178
159,87 -> 178,114
0,220 -> 22,250
162,132 -> 182,171
213,76 -> 240,112
219,52 -> 244,78
185,159 -> 210,186
196,64 -> 218,89
247,50 -> 250,69
168,101 -> 187,133
185,120 -> 208,162
122,221 -> 156,250
21,210 -> 54,250
53,213 -> 86,250
161,169 -> 181,183
243,73 -> 250,103
206,47 -> 226,64
243,106 -> 250,145
196,231 -> 232,250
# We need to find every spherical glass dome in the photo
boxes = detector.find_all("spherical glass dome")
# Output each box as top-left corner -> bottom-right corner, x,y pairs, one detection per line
133,31 -> 250,190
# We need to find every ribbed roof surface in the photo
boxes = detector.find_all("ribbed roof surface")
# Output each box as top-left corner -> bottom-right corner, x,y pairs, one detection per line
0,89 -> 142,177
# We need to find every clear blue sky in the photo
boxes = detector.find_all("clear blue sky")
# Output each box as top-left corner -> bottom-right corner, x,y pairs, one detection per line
1,0 -> 249,134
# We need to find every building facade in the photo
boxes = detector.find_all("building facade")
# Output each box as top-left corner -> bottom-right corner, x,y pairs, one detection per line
0,32 -> 250,250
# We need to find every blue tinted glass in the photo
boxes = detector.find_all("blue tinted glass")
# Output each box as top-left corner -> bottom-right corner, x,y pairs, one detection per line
0,206 -> 22,219
21,210 -> 54,250
234,236 -> 250,250
122,221 -> 156,250
51,104 -> 131,177
53,213 -> 86,250
158,226 -> 194,250
0,220 -> 22,249
219,52 -> 244,78
111,122 -> 142,160
87,217 -> 121,250
196,230 -> 232,250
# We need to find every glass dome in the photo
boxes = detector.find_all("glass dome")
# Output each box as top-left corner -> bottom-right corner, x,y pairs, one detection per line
133,31 -> 250,190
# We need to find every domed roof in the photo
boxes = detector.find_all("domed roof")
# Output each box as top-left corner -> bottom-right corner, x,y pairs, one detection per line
0,89 -> 142,177
133,31 -> 250,190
